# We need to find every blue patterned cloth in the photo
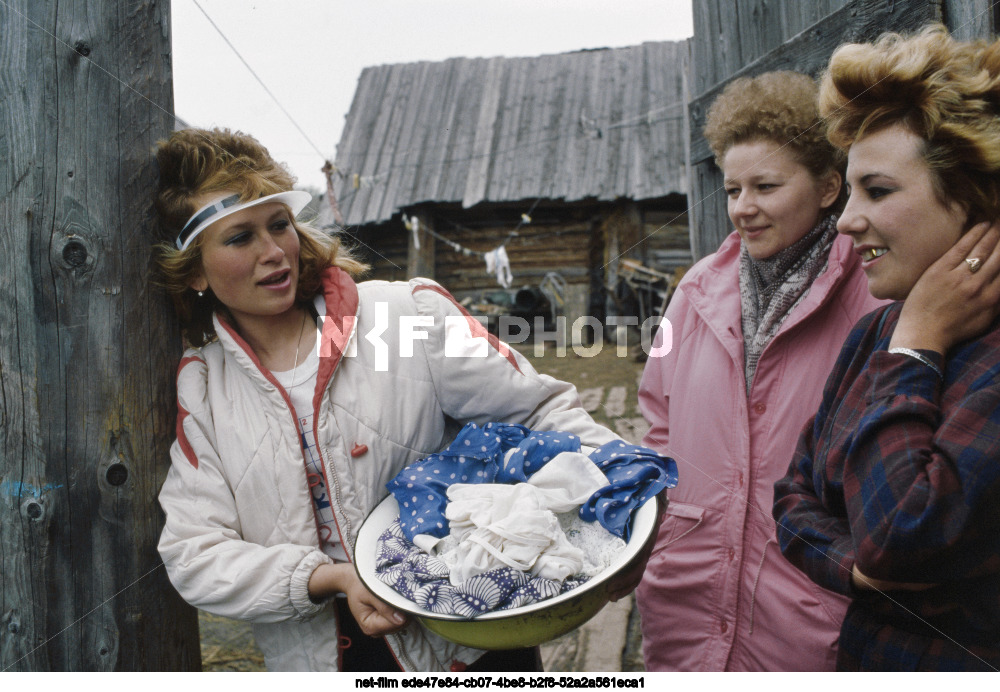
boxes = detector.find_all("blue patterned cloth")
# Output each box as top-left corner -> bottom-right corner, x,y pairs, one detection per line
583,440 -> 678,540
386,422 -> 678,542
375,517 -> 588,619
378,423 -> 678,618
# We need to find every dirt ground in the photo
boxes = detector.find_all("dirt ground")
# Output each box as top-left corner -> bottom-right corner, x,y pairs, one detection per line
197,338 -> 651,672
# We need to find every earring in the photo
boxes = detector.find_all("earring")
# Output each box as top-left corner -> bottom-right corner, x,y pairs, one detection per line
197,290 -> 204,297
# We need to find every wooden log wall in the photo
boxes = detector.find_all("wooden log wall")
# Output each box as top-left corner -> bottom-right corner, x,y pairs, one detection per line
640,210 -> 691,272
686,0 -> 969,260
347,223 -> 410,283
437,218 -> 593,295
349,202 -> 689,302
1,0 -> 200,671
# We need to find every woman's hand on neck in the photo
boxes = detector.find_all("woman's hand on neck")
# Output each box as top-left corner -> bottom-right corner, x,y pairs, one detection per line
890,221 -> 1000,354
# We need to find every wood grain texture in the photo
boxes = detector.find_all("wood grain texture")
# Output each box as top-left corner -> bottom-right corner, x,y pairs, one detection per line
322,43 -> 689,228
0,0 -> 199,671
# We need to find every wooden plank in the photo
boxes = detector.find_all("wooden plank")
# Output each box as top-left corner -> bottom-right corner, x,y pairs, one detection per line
1,2 -> 53,671
627,47 -> 652,200
781,0 -> 851,37
384,60 -> 433,222
369,64 -> 417,224
432,59 -> 468,202
681,42 -> 698,256
546,50 -> 583,200
492,57 -> 530,202
462,57 -> 506,208
616,46 -> 643,198
643,43 -> 676,198
513,55 -> 543,204
534,53 -> 564,200
443,58 -> 486,203
571,50 -> 604,201
720,0 -> 746,85
669,41 -> 691,198
510,54 -> 541,202
353,64 -> 405,221
571,51 -> 599,201
609,49 -> 633,198
943,0 -> 996,40
510,56 -> 551,200
636,43 -> 685,201
398,62 -> 443,206
1,0 -> 199,670
589,50 -> 615,200
690,0 -> 718,94
333,65 -> 373,223
410,59 -> 460,204
735,0 -> 788,67
484,58 -> 517,203
337,65 -> 390,225
689,161 -> 733,259
382,62 -> 444,224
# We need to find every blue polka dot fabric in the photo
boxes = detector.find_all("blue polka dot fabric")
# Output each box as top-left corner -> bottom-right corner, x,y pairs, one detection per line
375,517 -> 588,619
386,422 -> 678,542
582,440 -> 679,540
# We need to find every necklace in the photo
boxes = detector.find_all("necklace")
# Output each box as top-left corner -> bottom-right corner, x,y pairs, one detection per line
288,308 -> 310,390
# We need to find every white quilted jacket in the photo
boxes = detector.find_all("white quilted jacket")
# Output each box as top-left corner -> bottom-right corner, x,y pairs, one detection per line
158,267 -> 619,671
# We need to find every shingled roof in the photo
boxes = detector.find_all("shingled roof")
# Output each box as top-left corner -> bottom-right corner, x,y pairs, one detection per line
327,41 -> 688,226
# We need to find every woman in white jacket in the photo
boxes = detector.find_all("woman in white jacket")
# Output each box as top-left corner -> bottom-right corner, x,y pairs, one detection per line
152,128 -> 640,672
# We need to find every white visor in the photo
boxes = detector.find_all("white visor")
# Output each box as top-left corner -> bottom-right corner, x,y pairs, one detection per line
175,190 -> 312,250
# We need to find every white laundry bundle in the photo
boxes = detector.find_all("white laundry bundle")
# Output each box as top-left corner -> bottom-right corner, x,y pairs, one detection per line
413,451 -> 626,585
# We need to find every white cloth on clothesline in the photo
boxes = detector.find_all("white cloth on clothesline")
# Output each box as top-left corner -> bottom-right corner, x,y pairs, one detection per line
484,246 -> 513,288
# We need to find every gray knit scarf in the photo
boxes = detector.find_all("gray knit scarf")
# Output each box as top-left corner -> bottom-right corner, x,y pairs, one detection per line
738,214 -> 839,394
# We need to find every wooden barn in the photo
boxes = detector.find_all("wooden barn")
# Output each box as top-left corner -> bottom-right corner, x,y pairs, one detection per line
319,41 -> 691,329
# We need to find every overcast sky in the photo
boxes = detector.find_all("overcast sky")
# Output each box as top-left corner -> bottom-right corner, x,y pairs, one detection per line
171,0 -> 694,191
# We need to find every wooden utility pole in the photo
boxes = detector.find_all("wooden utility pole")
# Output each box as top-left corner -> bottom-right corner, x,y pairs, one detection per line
1,0 -> 200,670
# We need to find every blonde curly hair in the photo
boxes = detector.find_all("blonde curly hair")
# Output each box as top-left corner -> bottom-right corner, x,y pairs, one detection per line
820,24 -> 1000,223
152,127 -> 366,346
704,70 -> 844,180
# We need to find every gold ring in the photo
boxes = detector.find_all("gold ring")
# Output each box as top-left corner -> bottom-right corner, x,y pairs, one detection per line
966,257 -> 983,273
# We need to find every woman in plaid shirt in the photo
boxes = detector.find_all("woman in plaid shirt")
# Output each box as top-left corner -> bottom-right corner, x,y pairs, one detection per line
773,25 -> 1000,671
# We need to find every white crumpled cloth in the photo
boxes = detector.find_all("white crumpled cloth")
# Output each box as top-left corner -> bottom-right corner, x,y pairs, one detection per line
413,451 -> 621,584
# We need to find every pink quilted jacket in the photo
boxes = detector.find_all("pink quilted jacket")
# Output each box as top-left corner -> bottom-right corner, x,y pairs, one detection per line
636,231 -> 886,671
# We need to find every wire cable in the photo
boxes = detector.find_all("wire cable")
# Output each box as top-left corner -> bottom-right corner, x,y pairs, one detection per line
191,0 -> 328,161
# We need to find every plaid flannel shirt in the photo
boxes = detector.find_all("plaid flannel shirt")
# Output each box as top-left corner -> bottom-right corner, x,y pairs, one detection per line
773,303 -> 1000,671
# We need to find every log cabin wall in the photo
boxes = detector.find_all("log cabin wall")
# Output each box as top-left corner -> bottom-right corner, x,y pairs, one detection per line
344,197 -> 689,326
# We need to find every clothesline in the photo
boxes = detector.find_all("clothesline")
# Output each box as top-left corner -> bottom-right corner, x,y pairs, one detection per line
400,198 -> 542,288
403,214 -> 518,288
405,197 -> 541,256
322,161 -> 542,289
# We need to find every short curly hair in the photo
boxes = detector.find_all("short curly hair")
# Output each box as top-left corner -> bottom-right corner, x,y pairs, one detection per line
820,24 -> 1000,223
151,127 -> 366,346
704,70 -> 843,180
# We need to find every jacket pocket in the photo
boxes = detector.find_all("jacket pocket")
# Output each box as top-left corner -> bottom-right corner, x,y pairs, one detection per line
651,500 -> 705,555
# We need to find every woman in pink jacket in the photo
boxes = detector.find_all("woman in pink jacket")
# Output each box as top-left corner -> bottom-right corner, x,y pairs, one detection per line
635,72 -> 885,670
